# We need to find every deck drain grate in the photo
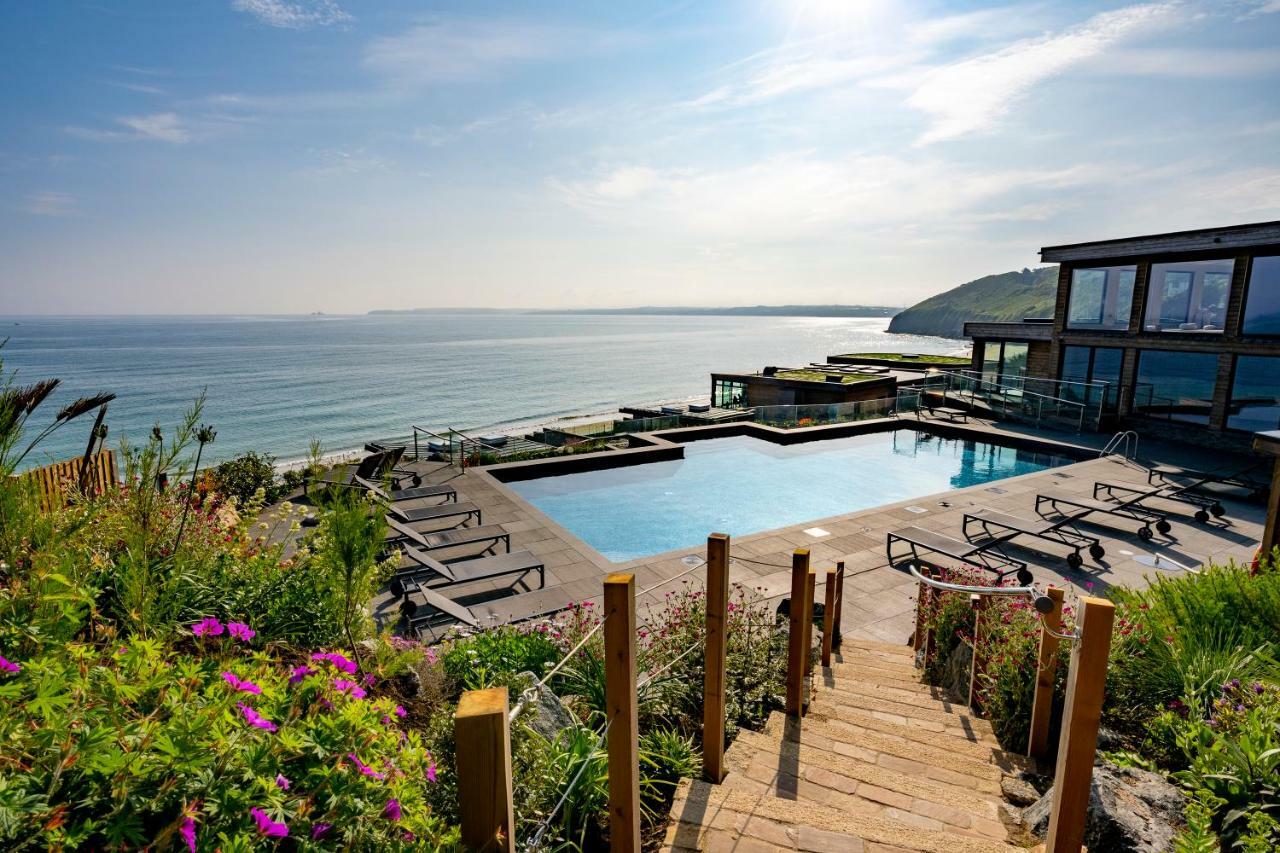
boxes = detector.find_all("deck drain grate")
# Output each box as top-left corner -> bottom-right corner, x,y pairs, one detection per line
681,555 -> 703,568
905,505 -> 928,514
985,487 -> 1008,495
803,527 -> 831,538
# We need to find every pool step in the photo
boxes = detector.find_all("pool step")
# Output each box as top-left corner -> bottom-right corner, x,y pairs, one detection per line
660,639 -> 1022,852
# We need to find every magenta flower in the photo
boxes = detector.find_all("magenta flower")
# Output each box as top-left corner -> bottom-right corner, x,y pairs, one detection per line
275,774 -> 290,790
180,815 -> 197,853
288,664 -> 313,685
221,672 -> 262,695
0,656 -> 20,675
427,762 -> 437,783
250,807 -> 288,838
394,705 -> 407,718
192,617 -> 224,637
383,798 -> 402,821
364,672 -> 377,687
311,822 -> 332,840
347,753 -> 385,781
227,622 -> 256,642
311,652 -> 357,674
332,678 -> 367,699
237,703 -> 278,733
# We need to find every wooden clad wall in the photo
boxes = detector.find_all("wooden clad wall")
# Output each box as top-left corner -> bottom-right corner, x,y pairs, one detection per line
27,449 -> 118,511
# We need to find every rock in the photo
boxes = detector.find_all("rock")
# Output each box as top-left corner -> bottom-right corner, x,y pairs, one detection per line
1096,726 -> 1127,752
1002,775 -> 1042,807
939,641 -> 972,702
512,671 -> 576,741
1024,760 -> 1185,853
395,666 -> 422,699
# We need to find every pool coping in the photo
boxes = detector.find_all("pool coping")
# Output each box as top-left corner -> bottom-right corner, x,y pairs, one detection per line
471,417 -> 1102,572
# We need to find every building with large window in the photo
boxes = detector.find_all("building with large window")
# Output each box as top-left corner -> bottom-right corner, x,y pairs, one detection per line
965,221 -> 1280,445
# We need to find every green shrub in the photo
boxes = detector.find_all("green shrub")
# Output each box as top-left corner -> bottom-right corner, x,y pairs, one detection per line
0,632 -> 457,850
439,625 -> 563,696
211,451 -> 282,507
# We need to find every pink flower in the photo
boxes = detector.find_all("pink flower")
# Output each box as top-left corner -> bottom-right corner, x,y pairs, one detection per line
383,799 -> 402,821
0,656 -> 20,675
364,672 -> 377,687
333,678 -> 367,700
311,822 -> 332,840
237,703 -> 277,733
427,762 -> 437,783
180,815 -> 197,853
311,652 -> 357,674
250,807 -> 288,838
288,664 -> 313,685
347,753 -> 385,781
191,617 -> 224,637
221,672 -> 262,695
275,774 -> 290,790
394,705 -> 406,718
227,622 -> 256,642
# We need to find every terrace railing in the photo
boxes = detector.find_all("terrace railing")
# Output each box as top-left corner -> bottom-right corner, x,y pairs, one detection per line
750,394 -> 915,429
924,370 -> 1105,432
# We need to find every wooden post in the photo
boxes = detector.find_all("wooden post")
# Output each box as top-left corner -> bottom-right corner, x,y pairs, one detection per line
967,595 -> 986,712
803,570 -> 816,675
786,549 -> 811,716
832,560 -> 845,650
1027,586 -> 1065,761
821,568 -> 836,667
913,565 -> 932,656
603,573 -> 640,853
1045,596 -> 1116,853
455,688 -> 515,853
1260,456 -> 1280,558
703,533 -> 730,783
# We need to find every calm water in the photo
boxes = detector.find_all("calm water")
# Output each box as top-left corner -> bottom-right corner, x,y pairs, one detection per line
509,432 -> 1072,562
0,314 -> 958,467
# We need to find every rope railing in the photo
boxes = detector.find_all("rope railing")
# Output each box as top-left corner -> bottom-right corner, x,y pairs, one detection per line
522,720 -> 612,852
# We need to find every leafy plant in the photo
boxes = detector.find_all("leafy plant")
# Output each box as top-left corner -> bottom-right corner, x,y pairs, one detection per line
211,450 -> 281,507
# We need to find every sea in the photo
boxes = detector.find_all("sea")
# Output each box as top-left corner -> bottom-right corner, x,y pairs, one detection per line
0,313 -> 961,469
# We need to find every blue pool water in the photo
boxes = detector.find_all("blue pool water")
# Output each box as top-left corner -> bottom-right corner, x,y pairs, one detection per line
509,432 -> 1073,562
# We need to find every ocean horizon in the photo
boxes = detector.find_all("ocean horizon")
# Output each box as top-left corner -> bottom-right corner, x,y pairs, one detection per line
1,312 -> 962,469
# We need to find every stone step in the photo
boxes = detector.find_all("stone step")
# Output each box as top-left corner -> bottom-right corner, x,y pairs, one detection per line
724,725 -> 1006,824
662,779 -> 1020,853
757,711 -> 1022,788
809,682 -> 998,738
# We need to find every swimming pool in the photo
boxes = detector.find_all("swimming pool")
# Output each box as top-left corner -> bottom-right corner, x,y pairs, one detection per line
507,431 -> 1073,562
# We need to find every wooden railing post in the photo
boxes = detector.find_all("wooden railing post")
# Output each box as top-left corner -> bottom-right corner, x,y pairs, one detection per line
803,569 -> 816,675
455,688 -> 515,853
603,573 -> 640,853
832,560 -> 845,650
967,595 -> 986,711
702,533 -> 730,783
786,549 -> 811,716
821,568 -> 836,667
1027,586 -> 1065,760
1046,596 -> 1116,853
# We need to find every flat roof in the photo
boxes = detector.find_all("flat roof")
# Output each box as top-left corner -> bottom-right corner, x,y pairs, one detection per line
1041,220 -> 1280,263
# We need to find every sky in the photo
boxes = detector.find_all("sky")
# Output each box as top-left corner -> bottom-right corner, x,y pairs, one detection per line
2,0 -> 1279,314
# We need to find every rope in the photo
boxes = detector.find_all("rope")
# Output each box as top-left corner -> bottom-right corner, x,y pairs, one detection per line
637,558 -> 706,596
730,554 -> 796,570
524,719 -> 612,851
637,639 -> 702,691
511,619 -> 606,723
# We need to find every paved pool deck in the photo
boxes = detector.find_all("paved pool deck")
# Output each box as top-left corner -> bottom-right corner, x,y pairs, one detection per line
360,417 -> 1266,643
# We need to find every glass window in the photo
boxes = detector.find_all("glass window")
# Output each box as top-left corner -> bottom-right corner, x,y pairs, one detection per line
1060,346 -> 1091,383
1060,345 -> 1122,406
1227,356 -> 1280,432
1001,342 -> 1028,378
1143,258 -> 1234,332
1242,255 -> 1280,335
1067,266 -> 1136,330
981,342 -> 1001,383
1132,350 -> 1219,424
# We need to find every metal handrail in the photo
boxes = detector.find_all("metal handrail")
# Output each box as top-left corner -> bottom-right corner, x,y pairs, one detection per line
1099,430 -> 1139,461
908,563 -> 1081,640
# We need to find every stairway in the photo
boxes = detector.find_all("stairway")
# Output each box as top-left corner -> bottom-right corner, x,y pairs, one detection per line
662,639 -> 1030,852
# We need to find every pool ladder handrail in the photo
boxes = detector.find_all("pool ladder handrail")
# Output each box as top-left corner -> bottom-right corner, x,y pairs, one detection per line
1099,430 -> 1139,462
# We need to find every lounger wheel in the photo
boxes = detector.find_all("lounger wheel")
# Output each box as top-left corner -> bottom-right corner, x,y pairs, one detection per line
1210,502 -> 1225,518
1156,519 -> 1172,535
1066,552 -> 1084,570
1016,567 -> 1034,586
412,474 -> 423,487
1089,543 -> 1106,561
1195,509 -> 1210,523
1138,526 -> 1154,541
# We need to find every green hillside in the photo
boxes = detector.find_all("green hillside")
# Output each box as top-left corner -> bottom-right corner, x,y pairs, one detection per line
887,266 -> 1059,339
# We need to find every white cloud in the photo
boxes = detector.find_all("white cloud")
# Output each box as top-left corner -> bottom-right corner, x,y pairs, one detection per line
907,3 -> 1180,145
1088,46 -> 1280,77
22,191 -> 77,217
365,20 -> 578,86
116,113 -> 190,143
231,0 -> 350,30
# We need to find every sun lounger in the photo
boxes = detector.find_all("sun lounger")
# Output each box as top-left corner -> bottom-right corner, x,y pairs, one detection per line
1093,479 -> 1223,522
353,474 -> 456,504
385,516 -> 510,557
359,445 -> 422,487
1035,491 -> 1170,541
886,526 -> 1030,583
1147,463 -> 1268,500
963,507 -> 1104,570
387,501 -> 481,528
401,584 -> 575,640
389,546 -> 544,597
